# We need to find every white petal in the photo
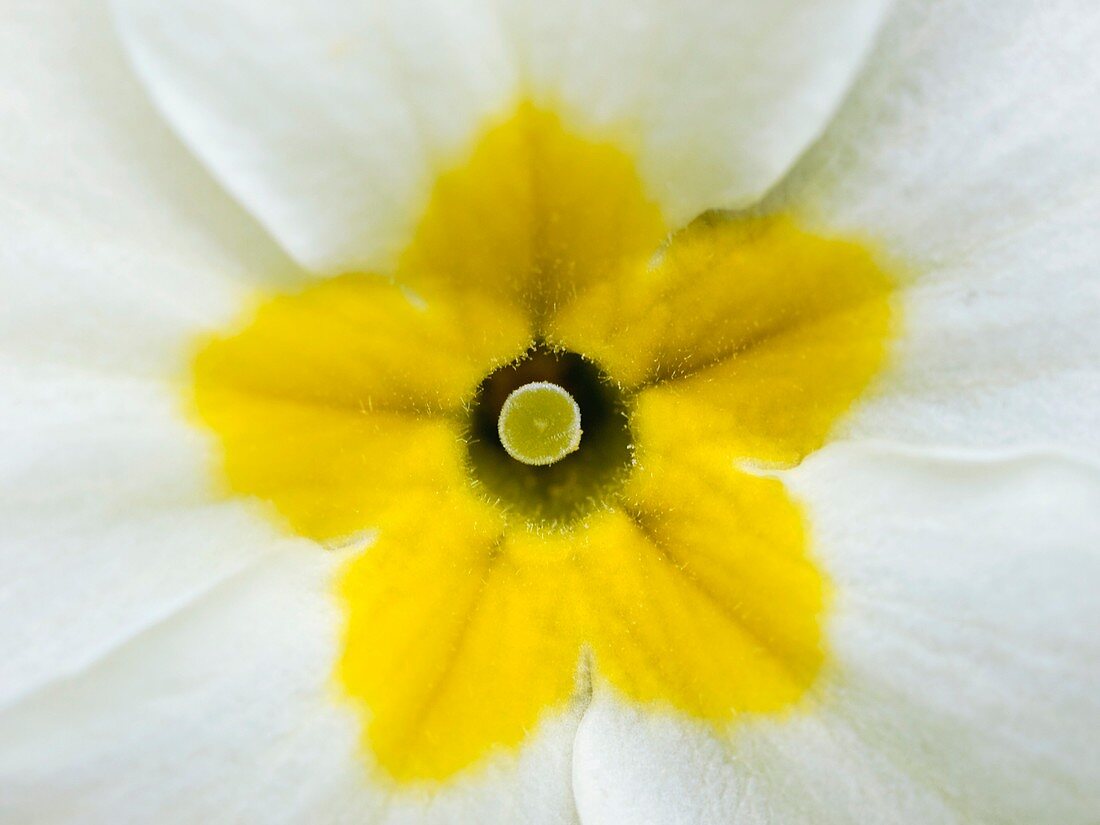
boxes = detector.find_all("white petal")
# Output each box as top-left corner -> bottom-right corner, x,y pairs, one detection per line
0,366 -> 277,705
113,0 -> 889,271
0,0 -> 298,382
781,0 -> 1100,458
0,544 -> 582,823
574,444 -> 1100,824
500,0 -> 890,225
111,0 -> 519,273
0,0 -> 298,699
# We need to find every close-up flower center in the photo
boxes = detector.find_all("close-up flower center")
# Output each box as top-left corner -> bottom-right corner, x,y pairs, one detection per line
188,100 -> 896,783
467,346 -> 633,525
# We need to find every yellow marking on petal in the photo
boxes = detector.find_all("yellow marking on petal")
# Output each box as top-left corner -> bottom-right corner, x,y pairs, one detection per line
593,449 -> 825,716
191,274 -> 530,540
195,274 -> 529,417
190,101 -> 895,785
194,392 -> 465,540
337,464 -> 822,783
339,495 -> 585,781
396,104 -> 668,323
552,213 -> 894,387
557,214 -> 895,465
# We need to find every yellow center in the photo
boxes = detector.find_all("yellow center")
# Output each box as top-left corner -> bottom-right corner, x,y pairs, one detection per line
190,103 -> 896,783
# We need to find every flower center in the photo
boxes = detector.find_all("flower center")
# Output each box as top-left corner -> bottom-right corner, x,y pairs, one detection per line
466,346 -> 633,525
186,99 -> 898,784
497,381 -> 582,466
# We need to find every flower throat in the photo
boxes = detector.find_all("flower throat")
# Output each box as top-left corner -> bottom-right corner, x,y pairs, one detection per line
466,346 -> 633,526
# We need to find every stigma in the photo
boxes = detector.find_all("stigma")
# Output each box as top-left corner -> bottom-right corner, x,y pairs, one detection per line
497,381 -> 583,466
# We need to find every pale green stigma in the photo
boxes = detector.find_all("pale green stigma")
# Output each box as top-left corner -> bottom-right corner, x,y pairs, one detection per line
497,381 -> 583,466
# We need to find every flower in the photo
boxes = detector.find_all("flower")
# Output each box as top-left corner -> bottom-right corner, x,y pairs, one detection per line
2,0 -> 1099,823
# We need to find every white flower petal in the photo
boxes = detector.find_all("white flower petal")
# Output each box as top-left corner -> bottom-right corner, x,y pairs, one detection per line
574,443 -> 1100,824
111,0 -> 519,273
781,0 -> 1100,458
0,544 -> 582,823
0,0 -> 298,382
0,364 -> 287,705
500,0 -> 891,226
0,0 -> 303,701
113,0 -> 890,270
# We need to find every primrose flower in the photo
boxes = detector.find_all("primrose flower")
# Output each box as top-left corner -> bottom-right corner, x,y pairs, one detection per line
2,0 -> 1099,823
